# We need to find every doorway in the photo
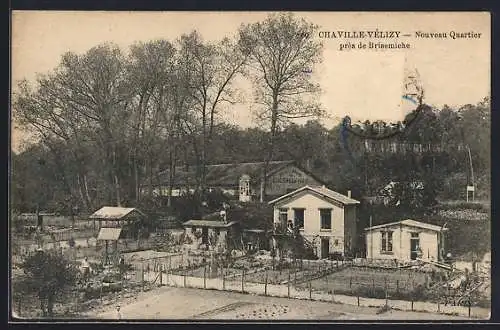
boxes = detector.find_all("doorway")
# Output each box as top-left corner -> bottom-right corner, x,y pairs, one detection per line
410,233 -> 420,260
321,238 -> 330,259
202,227 -> 209,245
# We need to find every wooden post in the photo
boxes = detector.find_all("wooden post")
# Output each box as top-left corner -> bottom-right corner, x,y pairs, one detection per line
438,300 -> 440,312
468,296 -> 471,318
183,272 -> 187,288
264,269 -> 268,296
222,266 -> 226,290
309,280 -> 312,299
385,281 -> 388,307
396,280 -> 399,294
287,269 -> 291,298
204,265 -> 207,289
349,276 -> 352,288
141,263 -> 145,291
241,269 -> 245,293
372,278 -> 375,295
357,294 -> 360,306
159,264 -> 163,286
411,298 -> 414,311
331,287 -> 335,303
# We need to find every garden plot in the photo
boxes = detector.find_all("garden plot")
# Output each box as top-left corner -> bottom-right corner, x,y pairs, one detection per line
295,266 -> 429,299
241,259 -> 339,285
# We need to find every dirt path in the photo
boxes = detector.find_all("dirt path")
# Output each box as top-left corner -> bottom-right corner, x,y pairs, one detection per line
87,286 -> 473,320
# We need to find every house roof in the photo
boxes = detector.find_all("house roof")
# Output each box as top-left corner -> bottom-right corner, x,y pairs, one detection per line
380,181 -> 424,193
89,206 -> 145,220
364,219 -> 447,232
268,185 -> 360,206
152,160 -> 322,187
97,227 -> 122,241
182,220 -> 238,228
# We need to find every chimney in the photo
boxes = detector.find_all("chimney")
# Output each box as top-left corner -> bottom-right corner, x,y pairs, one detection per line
347,190 -> 352,198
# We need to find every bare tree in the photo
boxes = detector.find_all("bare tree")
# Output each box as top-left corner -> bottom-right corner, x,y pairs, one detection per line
14,44 -> 132,208
238,13 -> 324,201
125,40 -> 177,202
177,31 -> 247,194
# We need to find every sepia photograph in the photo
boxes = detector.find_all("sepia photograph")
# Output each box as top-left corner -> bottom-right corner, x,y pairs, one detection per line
10,11 -> 491,321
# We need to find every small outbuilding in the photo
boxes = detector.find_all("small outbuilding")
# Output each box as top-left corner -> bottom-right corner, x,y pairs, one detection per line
364,219 -> 448,262
89,206 -> 147,238
182,220 -> 239,252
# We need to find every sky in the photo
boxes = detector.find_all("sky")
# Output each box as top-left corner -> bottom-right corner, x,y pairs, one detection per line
11,11 -> 490,152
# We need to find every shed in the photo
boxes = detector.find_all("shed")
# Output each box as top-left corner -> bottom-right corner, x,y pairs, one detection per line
182,220 -> 239,250
365,219 -> 448,262
89,206 -> 146,234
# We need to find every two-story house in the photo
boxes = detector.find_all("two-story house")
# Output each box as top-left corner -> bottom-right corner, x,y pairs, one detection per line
268,185 -> 360,259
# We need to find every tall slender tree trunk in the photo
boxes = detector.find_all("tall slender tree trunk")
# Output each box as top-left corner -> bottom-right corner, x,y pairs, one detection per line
111,147 -> 121,207
167,145 -> 176,207
134,158 -> 140,203
260,96 -> 279,202
83,175 -> 92,211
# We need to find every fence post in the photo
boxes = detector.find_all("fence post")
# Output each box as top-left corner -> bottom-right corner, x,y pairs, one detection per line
287,269 -> 291,298
396,280 -> 399,294
222,266 -> 226,290
141,263 -> 145,291
204,265 -> 207,289
411,298 -> 414,311
331,287 -> 335,303
357,294 -> 360,306
349,276 -> 352,289
159,264 -> 163,286
372,278 -> 375,295
241,269 -> 245,293
264,268 -> 268,296
385,279 -> 388,307
183,271 -> 187,288
468,296 -> 471,318
309,280 -> 312,300
437,300 -> 440,313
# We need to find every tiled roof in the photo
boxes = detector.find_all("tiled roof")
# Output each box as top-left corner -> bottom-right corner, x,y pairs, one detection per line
364,219 -> 446,232
182,220 -> 238,228
153,161 -> 296,187
89,207 -> 145,220
268,185 -> 360,206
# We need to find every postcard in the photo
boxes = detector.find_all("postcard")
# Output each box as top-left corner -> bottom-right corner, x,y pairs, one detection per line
10,11 -> 491,321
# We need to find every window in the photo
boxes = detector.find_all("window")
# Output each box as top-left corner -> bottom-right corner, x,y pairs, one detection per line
381,231 -> 393,252
293,208 -> 305,229
240,181 -> 250,196
279,209 -> 288,225
320,209 -> 332,230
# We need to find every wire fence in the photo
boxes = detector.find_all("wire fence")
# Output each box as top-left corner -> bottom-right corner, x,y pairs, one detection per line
135,256 -> 489,319
11,252 -> 490,320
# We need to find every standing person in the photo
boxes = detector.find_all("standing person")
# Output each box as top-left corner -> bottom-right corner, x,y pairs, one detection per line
119,255 -> 126,279
81,257 -> 91,282
115,305 -> 122,320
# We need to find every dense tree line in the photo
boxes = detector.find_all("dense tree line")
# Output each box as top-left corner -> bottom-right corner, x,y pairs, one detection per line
11,13 -> 490,215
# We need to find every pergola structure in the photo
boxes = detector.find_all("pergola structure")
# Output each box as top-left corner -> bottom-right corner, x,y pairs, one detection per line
89,206 -> 147,264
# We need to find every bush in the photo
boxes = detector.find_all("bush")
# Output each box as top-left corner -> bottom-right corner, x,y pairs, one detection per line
17,250 -> 79,317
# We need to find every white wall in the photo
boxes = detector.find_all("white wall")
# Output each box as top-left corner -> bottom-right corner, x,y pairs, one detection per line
273,191 -> 346,258
366,225 -> 440,261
